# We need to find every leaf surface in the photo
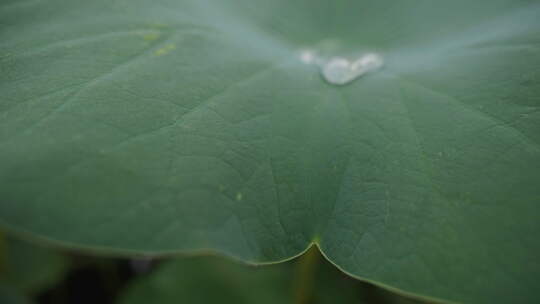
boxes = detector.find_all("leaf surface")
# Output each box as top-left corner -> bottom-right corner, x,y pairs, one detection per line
1,0 -> 539,303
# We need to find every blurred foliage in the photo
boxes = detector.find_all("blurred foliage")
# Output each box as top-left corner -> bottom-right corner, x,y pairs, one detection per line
0,234 -> 68,303
118,247 -> 428,304
118,256 -> 293,304
0,237 -> 68,294
0,284 -> 33,304
0,234 -> 430,304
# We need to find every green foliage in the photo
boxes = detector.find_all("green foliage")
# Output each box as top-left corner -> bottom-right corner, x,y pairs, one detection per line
119,256 -> 293,304
118,247 -> 422,304
0,285 -> 33,304
1,239 -> 67,294
1,1 -> 539,303
0,237 -> 67,303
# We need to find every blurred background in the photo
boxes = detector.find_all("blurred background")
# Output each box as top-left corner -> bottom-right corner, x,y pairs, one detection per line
0,233 -> 430,304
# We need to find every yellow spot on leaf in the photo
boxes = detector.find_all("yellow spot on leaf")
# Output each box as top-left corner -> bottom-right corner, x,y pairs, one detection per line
142,32 -> 160,41
154,44 -> 176,56
148,23 -> 168,29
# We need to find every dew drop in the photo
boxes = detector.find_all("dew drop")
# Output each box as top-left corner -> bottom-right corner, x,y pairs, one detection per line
321,53 -> 383,85
321,57 -> 353,85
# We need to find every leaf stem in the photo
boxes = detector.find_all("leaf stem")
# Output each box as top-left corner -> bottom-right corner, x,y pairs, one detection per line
293,245 -> 321,304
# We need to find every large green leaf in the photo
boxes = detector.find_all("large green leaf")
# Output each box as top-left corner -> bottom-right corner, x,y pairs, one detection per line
1,0 -> 539,303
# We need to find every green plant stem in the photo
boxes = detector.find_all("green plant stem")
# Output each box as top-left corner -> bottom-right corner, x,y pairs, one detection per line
293,246 -> 321,304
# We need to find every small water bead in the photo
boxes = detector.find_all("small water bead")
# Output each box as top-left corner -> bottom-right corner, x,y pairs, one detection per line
299,49 -> 317,64
298,49 -> 384,86
299,49 -> 326,66
321,53 -> 384,85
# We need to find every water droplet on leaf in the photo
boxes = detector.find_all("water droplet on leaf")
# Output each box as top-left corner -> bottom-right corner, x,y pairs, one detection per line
321,53 -> 383,85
